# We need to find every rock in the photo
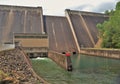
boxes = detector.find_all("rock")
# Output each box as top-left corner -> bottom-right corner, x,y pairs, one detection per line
0,48 -> 42,84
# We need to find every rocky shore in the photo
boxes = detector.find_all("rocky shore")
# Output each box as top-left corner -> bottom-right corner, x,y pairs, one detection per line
0,47 -> 47,84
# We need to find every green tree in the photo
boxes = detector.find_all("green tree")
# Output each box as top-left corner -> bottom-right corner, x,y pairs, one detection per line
104,9 -> 115,15
97,1 -> 120,48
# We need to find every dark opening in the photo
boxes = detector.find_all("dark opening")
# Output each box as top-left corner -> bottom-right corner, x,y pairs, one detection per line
43,53 -> 48,57
62,52 -> 66,54
29,53 -> 34,58
73,52 -> 76,55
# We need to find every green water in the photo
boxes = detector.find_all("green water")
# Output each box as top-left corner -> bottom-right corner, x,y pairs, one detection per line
31,55 -> 120,84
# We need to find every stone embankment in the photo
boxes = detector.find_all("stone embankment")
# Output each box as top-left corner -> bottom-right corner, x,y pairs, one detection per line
0,47 -> 48,84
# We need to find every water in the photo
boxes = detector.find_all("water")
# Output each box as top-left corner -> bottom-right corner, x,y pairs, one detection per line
31,54 -> 120,84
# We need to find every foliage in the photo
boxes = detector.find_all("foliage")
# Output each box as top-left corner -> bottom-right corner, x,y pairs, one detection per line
104,9 -> 115,15
0,70 -> 8,81
97,1 -> 120,48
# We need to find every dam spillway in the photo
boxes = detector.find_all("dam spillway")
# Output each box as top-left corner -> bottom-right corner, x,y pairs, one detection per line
44,15 -> 78,53
0,5 -> 119,84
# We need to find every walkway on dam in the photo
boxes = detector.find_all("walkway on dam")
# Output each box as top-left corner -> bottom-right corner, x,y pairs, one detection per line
31,54 -> 120,84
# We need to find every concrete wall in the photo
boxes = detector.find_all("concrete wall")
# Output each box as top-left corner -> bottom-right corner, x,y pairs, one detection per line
80,48 -> 120,59
44,15 -> 78,53
82,15 -> 108,44
0,5 -> 108,53
48,51 -> 72,71
65,9 -> 109,48
15,38 -> 48,47
0,5 -> 44,43
66,10 -> 94,48
48,51 -> 67,69
0,43 -> 15,51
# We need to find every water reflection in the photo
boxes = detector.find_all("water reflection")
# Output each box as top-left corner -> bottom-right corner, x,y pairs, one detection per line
74,54 -> 80,69
32,54 -> 120,84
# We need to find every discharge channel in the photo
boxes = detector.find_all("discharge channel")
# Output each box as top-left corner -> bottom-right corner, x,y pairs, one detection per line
31,54 -> 120,84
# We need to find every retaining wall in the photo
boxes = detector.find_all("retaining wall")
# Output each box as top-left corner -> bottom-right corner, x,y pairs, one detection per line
80,48 -> 120,59
48,51 -> 72,71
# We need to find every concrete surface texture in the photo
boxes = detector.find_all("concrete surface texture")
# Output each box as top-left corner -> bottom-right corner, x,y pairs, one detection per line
0,5 -> 108,53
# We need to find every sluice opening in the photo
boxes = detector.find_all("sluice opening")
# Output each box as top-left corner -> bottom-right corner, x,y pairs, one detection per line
62,52 -> 66,54
73,52 -> 76,55
28,53 -> 48,58
14,33 -> 49,58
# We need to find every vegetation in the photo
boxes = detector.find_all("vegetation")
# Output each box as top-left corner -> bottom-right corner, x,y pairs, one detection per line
0,70 -> 9,81
97,1 -> 120,48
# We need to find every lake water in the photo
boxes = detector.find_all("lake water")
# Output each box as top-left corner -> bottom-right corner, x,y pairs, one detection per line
31,54 -> 120,84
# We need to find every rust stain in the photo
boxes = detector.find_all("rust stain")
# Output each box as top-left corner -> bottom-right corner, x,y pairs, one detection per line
2,10 -> 14,42
61,22 -> 68,51
23,10 -> 27,33
79,14 -> 95,46
52,22 -> 58,49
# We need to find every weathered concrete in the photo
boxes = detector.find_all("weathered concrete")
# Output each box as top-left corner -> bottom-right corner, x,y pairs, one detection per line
82,14 -> 108,44
66,10 -> 94,48
48,51 -> 72,71
65,9 -> 80,53
0,5 -> 108,53
65,9 -> 109,48
44,15 -> 78,53
0,5 -> 44,43
14,33 -> 49,57
80,48 -> 120,59
66,10 -> 109,17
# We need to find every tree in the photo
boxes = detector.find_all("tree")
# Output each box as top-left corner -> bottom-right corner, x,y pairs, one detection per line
97,1 -> 120,48
116,1 -> 120,10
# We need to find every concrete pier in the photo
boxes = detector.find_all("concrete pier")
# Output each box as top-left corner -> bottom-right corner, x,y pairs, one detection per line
48,51 -> 72,71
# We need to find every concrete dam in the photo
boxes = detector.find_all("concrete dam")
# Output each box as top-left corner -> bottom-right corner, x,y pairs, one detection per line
0,5 -> 108,53
0,5 -> 120,84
